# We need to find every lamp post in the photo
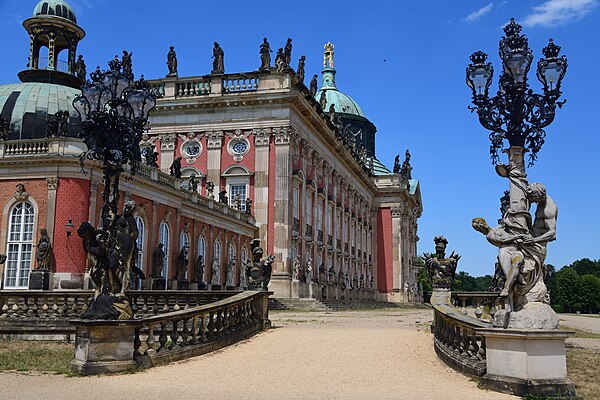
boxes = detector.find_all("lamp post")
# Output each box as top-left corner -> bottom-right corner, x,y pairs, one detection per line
72,57 -> 155,319
467,19 -> 566,326
466,18 -> 567,168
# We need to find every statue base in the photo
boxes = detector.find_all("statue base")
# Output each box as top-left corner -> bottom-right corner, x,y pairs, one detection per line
493,302 -> 559,329
28,269 -> 50,290
198,282 -> 207,290
211,284 -> 221,290
151,278 -> 166,290
175,280 -> 189,290
226,285 -> 235,290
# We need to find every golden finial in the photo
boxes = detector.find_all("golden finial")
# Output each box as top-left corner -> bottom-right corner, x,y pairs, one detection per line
324,41 -> 334,69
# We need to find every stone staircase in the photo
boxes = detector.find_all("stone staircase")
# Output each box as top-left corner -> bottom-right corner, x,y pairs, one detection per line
269,297 -> 429,311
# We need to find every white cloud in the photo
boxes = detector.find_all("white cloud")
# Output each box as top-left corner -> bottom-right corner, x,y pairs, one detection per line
523,0 -> 598,27
465,3 -> 494,22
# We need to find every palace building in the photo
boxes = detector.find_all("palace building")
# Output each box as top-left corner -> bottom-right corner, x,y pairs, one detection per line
0,0 -> 422,303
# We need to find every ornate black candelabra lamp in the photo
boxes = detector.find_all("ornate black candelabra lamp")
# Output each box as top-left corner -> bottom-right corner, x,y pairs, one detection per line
72,58 -> 155,319
467,19 -> 567,329
466,18 -> 567,166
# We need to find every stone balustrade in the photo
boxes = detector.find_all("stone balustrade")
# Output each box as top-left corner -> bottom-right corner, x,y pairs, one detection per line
430,291 -> 490,377
451,291 -> 501,320
70,290 -> 271,375
0,290 -> 241,340
176,78 -> 211,96
222,74 -> 259,93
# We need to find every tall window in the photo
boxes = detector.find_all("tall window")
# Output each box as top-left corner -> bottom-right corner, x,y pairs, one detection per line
135,216 -> 145,274
228,244 -> 236,263
326,205 -> 332,235
293,185 -> 299,219
229,184 -> 247,210
317,201 -> 323,231
305,194 -> 312,226
159,223 -> 169,278
4,202 -> 35,289
241,247 -> 248,265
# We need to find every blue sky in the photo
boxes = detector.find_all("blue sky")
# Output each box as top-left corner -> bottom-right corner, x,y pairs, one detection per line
1,0 -> 599,277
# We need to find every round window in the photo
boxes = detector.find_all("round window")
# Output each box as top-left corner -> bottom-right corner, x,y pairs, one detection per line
231,141 -> 248,155
183,142 -> 201,157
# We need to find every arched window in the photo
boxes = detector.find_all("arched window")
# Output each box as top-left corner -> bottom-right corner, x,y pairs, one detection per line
241,247 -> 248,265
159,222 -> 169,278
4,202 -> 35,289
223,165 -> 251,211
134,216 -> 145,273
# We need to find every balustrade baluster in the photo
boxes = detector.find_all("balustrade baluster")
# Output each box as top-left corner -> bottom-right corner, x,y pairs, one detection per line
71,298 -> 78,315
460,298 -> 467,315
180,318 -> 189,345
190,317 -> 198,344
158,322 -> 168,351
22,296 -> 30,316
131,295 -> 139,315
171,320 -> 180,347
146,324 -> 156,355
478,336 -> 486,359
61,297 -> 69,316
207,311 -> 215,337
469,332 -> 480,360
153,295 -> 159,315
199,314 -> 207,341
31,296 -> 39,316
134,327 -> 142,357
173,296 -> 180,311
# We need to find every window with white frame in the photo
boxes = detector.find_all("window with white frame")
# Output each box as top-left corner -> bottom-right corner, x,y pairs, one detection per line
326,205 -> 332,235
4,202 -> 34,289
293,185 -> 299,219
135,216 -> 145,272
159,222 -> 170,278
241,247 -> 248,265
305,194 -> 312,226
317,201 -> 323,231
224,166 -> 251,212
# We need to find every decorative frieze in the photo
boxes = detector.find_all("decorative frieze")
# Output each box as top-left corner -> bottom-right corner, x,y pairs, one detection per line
391,205 -> 404,218
273,126 -> 294,145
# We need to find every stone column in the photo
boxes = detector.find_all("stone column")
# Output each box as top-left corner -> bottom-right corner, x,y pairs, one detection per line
253,128 -> 271,247
391,205 -> 403,295
45,177 -> 59,241
206,131 -> 224,191
48,33 -> 56,70
270,127 -> 293,298
160,134 -> 177,174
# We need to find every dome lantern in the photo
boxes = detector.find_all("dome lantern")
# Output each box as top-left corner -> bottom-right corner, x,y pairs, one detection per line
18,0 -> 86,89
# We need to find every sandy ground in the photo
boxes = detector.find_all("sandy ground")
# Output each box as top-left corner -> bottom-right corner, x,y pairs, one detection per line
559,313 -> 600,333
0,309 -> 517,400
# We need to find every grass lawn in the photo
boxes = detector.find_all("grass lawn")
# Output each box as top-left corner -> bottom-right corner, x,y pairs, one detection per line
0,340 -> 75,375
567,347 -> 600,400
560,324 -> 600,339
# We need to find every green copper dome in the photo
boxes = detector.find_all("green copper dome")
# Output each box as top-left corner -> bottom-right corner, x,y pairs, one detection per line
0,82 -> 80,139
314,68 -> 364,117
33,0 -> 77,23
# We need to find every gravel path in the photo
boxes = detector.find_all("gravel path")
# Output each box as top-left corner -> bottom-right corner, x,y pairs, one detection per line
559,314 -> 600,334
0,309 -> 516,400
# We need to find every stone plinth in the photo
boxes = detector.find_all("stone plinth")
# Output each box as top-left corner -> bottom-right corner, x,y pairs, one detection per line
175,280 -> 189,290
151,278 -> 166,290
28,270 -> 50,290
479,328 -> 576,397
70,320 -> 137,375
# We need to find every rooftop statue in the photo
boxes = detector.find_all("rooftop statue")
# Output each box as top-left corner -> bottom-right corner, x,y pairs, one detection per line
309,74 -> 318,97
188,174 -> 198,193
211,42 -> 224,74
422,236 -> 460,290
319,90 -> 327,110
177,245 -> 189,281
166,46 -> 178,76
169,156 -> 182,178
283,38 -> 293,67
152,243 -> 165,278
121,50 -> 133,80
296,55 -> 306,84
275,48 -> 285,73
259,38 -> 272,71
392,155 -> 400,174
400,149 -> 412,180
75,55 -> 86,81
46,110 -> 69,138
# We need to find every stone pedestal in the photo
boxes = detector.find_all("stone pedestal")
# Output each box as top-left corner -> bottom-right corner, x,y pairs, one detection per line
70,321 -> 137,375
211,284 -> 221,290
28,269 -> 50,290
291,280 -> 300,298
198,282 -> 207,290
479,329 -> 576,397
225,285 -> 235,290
151,278 -> 166,290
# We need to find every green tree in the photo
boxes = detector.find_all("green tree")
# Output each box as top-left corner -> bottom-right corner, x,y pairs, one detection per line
553,267 -> 581,313
577,274 -> 600,314
452,271 -> 477,292
566,258 -> 600,278
416,258 -> 432,303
